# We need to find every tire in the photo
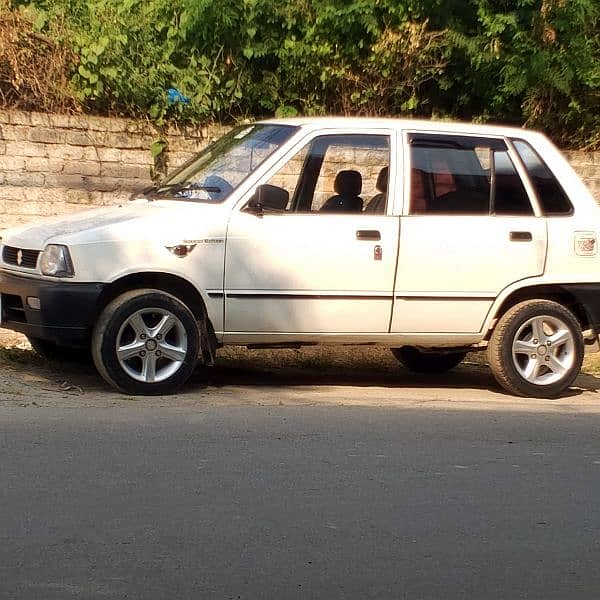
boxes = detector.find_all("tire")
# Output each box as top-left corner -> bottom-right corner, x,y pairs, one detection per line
28,337 -> 91,363
488,299 -> 583,398
91,289 -> 200,395
391,346 -> 466,373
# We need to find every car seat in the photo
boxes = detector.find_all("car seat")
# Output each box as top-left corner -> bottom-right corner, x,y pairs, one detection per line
365,167 -> 388,213
320,170 -> 364,212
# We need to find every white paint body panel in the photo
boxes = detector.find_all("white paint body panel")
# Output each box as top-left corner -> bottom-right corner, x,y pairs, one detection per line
224,212 -> 399,333
1,201 -> 230,332
393,215 -> 547,333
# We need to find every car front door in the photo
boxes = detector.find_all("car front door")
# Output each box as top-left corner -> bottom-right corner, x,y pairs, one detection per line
223,130 -> 400,340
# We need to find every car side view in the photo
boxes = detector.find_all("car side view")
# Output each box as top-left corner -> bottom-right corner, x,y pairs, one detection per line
1,117 -> 599,397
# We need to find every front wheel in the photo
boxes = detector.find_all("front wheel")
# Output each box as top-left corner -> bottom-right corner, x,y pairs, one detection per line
91,289 -> 200,395
488,300 -> 583,398
391,346 -> 467,373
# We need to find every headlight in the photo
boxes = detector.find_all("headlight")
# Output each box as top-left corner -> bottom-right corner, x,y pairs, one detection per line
40,244 -> 74,277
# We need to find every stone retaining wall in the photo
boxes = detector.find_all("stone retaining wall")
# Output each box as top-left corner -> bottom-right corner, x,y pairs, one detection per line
564,150 -> 600,201
0,109 -> 599,231
0,109 -> 228,230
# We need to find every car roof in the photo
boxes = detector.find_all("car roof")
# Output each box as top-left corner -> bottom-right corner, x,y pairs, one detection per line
258,116 -> 544,141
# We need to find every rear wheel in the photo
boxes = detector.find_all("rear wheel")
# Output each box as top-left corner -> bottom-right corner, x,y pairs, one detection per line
391,346 -> 466,373
488,299 -> 583,398
91,289 -> 200,395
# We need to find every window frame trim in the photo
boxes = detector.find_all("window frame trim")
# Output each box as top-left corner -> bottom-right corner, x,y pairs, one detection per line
509,137 -> 574,217
401,129 -> 543,218
233,127 -> 398,217
293,133 -> 392,213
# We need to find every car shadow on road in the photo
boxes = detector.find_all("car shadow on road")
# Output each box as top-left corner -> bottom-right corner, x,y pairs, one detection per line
2,345 -> 599,400
190,361 -> 600,398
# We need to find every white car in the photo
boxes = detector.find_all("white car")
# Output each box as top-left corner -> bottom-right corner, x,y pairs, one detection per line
1,117 -> 599,397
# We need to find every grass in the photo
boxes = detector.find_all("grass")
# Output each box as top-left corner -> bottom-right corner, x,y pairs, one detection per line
0,345 -> 46,366
583,354 -> 600,376
215,345 -> 401,373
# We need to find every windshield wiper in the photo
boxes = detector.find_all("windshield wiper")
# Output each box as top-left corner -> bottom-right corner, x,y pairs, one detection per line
151,182 -> 222,196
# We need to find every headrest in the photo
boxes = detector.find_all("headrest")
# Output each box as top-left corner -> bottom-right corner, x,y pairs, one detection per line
376,167 -> 389,193
334,170 -> 362,196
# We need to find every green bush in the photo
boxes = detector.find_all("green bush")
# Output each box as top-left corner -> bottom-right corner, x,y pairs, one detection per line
437,0 -> 600,147
0,0 -> 78,112
6,0 -> 600,147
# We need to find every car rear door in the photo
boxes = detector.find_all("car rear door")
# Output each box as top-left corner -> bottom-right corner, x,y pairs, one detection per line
392,131 -> 547,334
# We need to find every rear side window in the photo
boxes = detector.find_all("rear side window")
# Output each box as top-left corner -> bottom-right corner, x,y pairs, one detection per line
409,134 -> 532,215
511,139 -> 573,215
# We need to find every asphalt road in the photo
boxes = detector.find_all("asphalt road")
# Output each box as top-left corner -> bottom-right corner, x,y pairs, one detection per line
2,394 -> 600,600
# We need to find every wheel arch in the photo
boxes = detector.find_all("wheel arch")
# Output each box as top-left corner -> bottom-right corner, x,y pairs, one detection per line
95,272 -> 217,358
485,285 -> 592,340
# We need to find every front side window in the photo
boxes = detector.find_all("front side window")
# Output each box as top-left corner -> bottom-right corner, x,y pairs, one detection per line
149,124 -> 298,202
409,134 -> 533,215
260,134 -> 390,214
512,139 -> 573,215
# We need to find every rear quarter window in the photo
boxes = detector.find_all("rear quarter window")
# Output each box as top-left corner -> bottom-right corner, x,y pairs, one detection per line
511,139 -> 573,215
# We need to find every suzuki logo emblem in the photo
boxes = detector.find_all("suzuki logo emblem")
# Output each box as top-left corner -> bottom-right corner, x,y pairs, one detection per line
16,249 -> 23,266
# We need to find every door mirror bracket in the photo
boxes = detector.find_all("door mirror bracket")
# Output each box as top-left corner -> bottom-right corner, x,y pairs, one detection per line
245,195 -> 263,217
245,184 -> 289,216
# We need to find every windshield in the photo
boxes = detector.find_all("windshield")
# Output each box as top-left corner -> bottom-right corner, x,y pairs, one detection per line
149,124 -> 298,202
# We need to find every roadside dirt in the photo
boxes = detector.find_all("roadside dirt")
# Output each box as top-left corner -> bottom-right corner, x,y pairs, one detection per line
2,328 -> 600,412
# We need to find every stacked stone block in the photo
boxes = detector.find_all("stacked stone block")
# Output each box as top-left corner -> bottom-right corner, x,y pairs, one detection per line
564,151 -> 600,202
0,109 -> 228,230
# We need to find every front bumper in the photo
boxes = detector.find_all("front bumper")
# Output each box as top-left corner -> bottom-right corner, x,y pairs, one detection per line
0,271 -> 105,344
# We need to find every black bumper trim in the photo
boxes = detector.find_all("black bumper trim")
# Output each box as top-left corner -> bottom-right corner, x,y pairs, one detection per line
0,271 -> 105,344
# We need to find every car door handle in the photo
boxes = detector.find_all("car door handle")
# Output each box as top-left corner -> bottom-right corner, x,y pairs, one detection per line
510,231 -> 532,242
356,230 -> 381,241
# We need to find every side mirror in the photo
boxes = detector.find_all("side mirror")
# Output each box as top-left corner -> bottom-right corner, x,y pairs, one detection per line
246,184 -> 289,215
